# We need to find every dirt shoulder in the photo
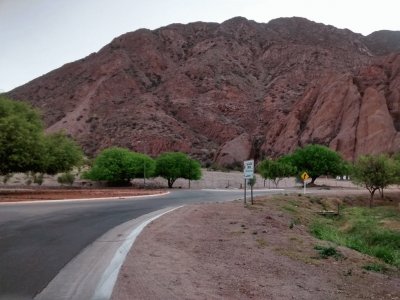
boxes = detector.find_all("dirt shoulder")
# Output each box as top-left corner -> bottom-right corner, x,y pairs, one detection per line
112,195 -> 400,300
0,188 -> 165,202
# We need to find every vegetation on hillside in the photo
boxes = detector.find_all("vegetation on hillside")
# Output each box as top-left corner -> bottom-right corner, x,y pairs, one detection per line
311,206 -> 400,268
264,193 -> 400,271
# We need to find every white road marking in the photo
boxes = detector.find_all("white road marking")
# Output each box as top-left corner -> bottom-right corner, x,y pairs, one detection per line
0,191 -> 170,205
201,188 -> 284,192
34,206 -> 183,300
92,206 -> 183,300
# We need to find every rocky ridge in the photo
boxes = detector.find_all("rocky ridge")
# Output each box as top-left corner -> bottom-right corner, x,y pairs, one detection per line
7,17 -> 400,166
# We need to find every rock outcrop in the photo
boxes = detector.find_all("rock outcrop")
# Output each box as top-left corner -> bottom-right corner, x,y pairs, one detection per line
6,17 -> 400,166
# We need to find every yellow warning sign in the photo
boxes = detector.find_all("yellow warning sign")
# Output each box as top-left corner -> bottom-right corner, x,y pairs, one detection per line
301,172 -> 310,181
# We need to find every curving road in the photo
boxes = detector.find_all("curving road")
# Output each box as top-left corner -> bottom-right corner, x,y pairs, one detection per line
0,189 -> 281,299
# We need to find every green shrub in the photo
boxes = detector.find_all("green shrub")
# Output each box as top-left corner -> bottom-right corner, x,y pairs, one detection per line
314,245 -> 344,260
310,206 -> 400,267
57,172 -> 75,186
363,263 -> 388,273
33,173 -> 44,185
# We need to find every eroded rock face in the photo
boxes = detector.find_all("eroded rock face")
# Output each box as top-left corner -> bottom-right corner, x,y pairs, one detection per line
214,133 -> 252,168
6,17 -> 400,167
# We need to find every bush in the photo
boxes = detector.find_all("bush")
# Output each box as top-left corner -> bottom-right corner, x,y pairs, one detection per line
33,173 -> 44,186
314,245 -> 343,260
83,147 -> 155,185
57,172 -> 75,186
363,263 -> 388,273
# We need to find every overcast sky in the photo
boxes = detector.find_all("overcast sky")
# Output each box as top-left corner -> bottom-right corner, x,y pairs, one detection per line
1,0 -> 399,92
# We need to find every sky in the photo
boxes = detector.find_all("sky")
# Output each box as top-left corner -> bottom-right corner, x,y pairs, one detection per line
0,0 -> 399,92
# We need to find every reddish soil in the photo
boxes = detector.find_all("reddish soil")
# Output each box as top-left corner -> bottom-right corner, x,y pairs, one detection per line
112,194 -> 400,300
0,188 -> 164,202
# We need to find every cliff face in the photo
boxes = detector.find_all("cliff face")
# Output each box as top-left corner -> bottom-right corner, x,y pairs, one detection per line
264,53 -> 400,161
7,17 -> 400,166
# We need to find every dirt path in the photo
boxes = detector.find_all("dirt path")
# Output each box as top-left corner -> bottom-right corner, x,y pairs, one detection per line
112,198 -> 400,300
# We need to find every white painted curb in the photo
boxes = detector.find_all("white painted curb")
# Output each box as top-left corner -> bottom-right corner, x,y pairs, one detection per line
92,206 -> 183,300
34,206 -> 183,300
201,188 -> 285,192
0,191 -> 170,205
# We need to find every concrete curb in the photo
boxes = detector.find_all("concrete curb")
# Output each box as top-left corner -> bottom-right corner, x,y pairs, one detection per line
35,206 -> 183,300
201,188 -> 285,192
0,191 -> 170,205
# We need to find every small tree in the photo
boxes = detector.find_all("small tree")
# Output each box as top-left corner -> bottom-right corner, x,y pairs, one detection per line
286,144 -> 346,184
182,158 -> 202,188
0,97 -> 84,177
155,152 -> 202,188
41,132 -> 84,175
257,158 -> 295,188
351,154 -> 398,208
247,176 -> 256,187
0,96 -> 44,175
83,147 -> 155,185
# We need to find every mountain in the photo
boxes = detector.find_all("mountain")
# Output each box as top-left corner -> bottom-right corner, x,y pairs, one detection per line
6,17 -> 400,167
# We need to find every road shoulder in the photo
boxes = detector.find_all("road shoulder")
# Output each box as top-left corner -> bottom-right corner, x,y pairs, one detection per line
112,200 -> 400,300
35,207 -> 180,300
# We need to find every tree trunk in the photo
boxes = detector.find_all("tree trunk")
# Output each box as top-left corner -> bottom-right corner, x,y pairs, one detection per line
369,189 -> 376,208
311,176 -> 317,184
379,188 -> 384,199
168,178 -> 176,188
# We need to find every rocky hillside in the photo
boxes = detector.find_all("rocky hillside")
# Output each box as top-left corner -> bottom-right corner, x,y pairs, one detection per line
7,17 -> 400,167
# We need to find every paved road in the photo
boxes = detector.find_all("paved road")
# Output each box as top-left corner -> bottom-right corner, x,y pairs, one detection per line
0,189 -> 279,299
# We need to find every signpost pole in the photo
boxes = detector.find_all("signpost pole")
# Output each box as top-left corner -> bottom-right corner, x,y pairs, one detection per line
243,159 -> 254,206
244,178 -> 247,205
251,180 -> 253,205
301,172 -> 309,195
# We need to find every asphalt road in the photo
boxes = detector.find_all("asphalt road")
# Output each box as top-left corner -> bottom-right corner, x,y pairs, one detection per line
0,189 -> 279,299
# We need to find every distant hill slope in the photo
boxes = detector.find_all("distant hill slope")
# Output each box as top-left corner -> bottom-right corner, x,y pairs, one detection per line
7,17 -> 400,167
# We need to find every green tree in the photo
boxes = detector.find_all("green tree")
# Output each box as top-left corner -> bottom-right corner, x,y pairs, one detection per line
182,158 -> 202,188
83,147 -> 155,185
286,144 -> 346,184
257,158 -> 295,188
155,152 -> 202,188
41,132 -> 84,175
0,96 -> 44,175
351,154 -> 399,208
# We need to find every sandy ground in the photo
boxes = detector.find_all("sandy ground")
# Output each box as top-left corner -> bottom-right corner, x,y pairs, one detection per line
112,195 -> 400,300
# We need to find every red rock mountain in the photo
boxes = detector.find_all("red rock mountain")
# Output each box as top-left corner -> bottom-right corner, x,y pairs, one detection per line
7,17 -> 400,167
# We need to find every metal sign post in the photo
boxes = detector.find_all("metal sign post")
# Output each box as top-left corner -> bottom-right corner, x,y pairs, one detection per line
301,172 -> 310,194
251,180 -> 254,205
244,178 -> 247,204
243,160 -> 254,205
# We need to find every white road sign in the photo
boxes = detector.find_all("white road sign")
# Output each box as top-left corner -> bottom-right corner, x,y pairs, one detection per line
243,160 -> 254,179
